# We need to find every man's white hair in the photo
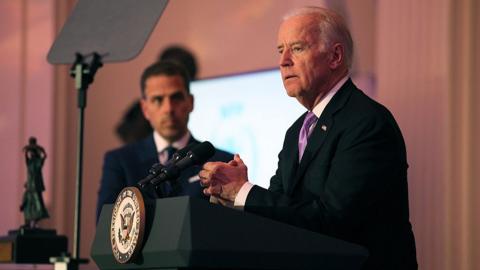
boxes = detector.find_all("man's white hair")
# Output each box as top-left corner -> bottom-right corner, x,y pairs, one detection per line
284,6 -> 354,69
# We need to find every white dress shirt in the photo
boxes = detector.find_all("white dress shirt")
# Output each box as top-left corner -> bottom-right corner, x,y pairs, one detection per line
154,130 -> 191,164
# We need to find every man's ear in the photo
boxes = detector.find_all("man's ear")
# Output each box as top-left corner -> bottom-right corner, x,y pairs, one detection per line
329,43 -> 344,69
188,94 -> 194,113
140,98 -> 150,120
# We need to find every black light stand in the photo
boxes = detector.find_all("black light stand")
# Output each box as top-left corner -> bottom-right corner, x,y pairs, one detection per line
50,53 -> 103,270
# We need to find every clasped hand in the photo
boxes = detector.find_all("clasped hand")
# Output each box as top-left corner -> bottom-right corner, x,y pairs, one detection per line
199,154 -> 248,206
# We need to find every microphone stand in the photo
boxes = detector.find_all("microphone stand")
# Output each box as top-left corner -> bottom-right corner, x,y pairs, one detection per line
50,53 -> 102,270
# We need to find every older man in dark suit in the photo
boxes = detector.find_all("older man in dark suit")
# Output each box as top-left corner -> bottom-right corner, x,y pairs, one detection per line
96,61 -> 232,221
200,7 -> 417,270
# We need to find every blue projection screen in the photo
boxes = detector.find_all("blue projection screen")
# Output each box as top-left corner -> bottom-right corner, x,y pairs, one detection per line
189,69 -> 305,188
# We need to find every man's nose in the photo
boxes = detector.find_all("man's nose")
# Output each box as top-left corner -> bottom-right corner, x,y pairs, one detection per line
161,98 -> 174,114
279,49 -> 292,67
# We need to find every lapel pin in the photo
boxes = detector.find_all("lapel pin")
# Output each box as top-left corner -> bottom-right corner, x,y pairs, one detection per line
321,125 -> 327,131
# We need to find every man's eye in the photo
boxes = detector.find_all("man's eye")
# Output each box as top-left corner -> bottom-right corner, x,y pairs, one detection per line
171,93 -> 185,102
292,46 -> 303,53
278,48 -> 284,54
152,97 -> 163,104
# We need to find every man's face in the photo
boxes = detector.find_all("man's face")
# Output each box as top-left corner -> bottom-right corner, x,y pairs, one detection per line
277,15 -> 333,107
141,75 -> 193,143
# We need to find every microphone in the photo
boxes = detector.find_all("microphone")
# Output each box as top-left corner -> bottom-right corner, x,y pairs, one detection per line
167,143 -> 196,165
137,144 -> 195,188
150,141 -> 215,186
137,163 -> 164,188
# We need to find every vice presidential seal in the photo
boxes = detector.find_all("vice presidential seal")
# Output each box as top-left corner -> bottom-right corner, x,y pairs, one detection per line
110,187 -> 145,263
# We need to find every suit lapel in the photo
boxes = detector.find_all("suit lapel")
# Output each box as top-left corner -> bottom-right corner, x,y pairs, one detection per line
287,79 -> 356,194
283,117 -> 302,194
136,135 -> 159,179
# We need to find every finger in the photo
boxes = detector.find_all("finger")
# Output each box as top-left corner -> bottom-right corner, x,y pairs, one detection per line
203,161 -> 223,171
234,154 -> 244,165
200,178 -> 212,188
199,179 -> 208,187
203,184 -> 221,196
211,184 -> 222,196
209,196 -> 220,204
198,169 -> 210,181
216,197 -> 235,208
198,171 -> 210,187
203,186 -> 212,196
216,197 -> 229,206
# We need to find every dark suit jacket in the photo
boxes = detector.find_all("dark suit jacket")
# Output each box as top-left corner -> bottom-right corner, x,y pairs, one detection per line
96,134 -> 233,221
245,79 -> 417,270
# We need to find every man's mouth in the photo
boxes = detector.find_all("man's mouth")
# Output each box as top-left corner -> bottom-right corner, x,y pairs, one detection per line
284,75 -> 298,80
162,118 -> 177,126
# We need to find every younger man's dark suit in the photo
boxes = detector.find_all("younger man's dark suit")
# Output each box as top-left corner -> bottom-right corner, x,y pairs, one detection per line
96,135 -> 232,221
245,79 -> 417,270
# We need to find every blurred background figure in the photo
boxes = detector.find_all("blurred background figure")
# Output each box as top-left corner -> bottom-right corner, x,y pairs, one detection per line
158,45 -> 198,81
115,101 -> 153,144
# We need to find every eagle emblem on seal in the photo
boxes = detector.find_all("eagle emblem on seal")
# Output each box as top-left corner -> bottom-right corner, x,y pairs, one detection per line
110,187 -> 145,264
118,203 -> 135,245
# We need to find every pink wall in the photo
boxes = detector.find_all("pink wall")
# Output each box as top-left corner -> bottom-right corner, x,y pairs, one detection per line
376,1 -> 450,268
0,0 -> 23,233
0,0 -> 54,234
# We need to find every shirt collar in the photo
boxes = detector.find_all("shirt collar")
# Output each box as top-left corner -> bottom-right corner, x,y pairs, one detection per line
153,130 -> 191,152
311,75 -> 349,118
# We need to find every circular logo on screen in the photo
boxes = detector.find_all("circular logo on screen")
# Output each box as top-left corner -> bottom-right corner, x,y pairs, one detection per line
110,187 -> 145,264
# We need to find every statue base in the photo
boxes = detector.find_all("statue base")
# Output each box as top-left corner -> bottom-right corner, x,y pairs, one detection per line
0,228 -> 68,264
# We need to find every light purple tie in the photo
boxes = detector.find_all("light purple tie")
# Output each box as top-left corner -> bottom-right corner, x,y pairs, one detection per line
298,111 -> 318,161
